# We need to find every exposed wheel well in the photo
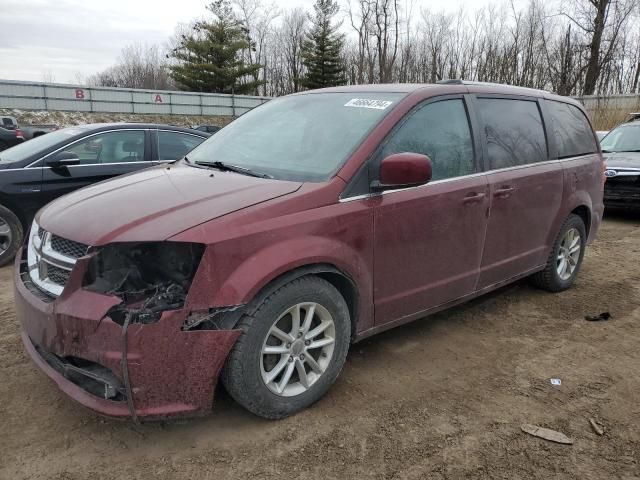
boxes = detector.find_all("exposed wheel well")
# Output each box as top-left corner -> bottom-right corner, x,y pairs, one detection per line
571,205 -> 591,238
247,264 -> 359,342
315,271 -> 358,341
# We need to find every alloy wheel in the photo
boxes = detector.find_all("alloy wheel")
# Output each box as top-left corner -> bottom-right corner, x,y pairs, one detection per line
556,227 -> 581,281
0,217 -> 12,256
260,302 -> 336,397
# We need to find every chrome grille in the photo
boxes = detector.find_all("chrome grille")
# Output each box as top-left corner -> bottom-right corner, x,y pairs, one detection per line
50,235 -> 88,259
27,222 -> 89,297
46,264 -> 71,286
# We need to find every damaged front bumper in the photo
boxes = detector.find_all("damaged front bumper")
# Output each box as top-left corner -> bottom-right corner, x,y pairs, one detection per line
15,249 -> 241,420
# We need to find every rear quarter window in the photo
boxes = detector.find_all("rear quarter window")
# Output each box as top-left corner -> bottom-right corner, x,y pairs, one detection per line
546,101 -> 597,158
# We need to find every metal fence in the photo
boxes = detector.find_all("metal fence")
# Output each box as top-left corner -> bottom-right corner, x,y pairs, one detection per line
2,78 -> 639,119
573,93 -> 640,111
0,79 -> 270,117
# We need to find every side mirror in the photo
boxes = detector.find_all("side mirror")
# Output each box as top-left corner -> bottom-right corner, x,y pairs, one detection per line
371,153 -> 432,192
46,151 -> 80,168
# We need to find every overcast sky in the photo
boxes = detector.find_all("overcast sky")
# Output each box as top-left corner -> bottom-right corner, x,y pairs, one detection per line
1,0 -> 488,84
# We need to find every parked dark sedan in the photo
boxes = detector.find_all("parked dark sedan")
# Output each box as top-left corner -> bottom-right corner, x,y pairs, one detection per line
601,119 -> 640,209
0,123 -> 208,265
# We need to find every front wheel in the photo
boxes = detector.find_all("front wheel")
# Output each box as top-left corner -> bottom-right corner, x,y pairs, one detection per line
530,213 -> 586,292
222,276 -> 351,419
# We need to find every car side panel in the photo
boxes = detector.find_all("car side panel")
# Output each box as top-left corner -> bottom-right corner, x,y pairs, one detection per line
178,189 -> 376,333
372,175 -> 489,325
0,168 -> 43,225
477,162 -> 564,289
558,154 -> 604,244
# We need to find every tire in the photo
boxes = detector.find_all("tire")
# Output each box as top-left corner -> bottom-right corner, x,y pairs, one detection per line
530,214 -> 586,292
222,275 -> 351,419
0,205 -> 23,267
0,141 -> 8,152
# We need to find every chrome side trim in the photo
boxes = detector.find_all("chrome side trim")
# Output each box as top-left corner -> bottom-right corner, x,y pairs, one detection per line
339,171 -> 487,203
157,129 -> 206,139
339,158 -> 569,203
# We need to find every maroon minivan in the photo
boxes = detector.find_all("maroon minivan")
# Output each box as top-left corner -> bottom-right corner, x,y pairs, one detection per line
15,82 -> 604,420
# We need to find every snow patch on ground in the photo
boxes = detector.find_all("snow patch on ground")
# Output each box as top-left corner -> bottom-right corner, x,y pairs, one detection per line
0,109 -> 232,128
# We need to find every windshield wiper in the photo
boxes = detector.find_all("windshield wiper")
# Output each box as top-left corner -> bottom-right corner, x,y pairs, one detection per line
194,160 -> 273,179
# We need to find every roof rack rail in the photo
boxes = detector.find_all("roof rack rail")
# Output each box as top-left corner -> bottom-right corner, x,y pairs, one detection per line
436,79 -> 464,85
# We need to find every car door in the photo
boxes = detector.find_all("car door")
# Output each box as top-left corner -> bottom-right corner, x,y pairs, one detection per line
473,96 -> 563,289
39,129 -> 152,206
153,130 -> 206,164
371,96 -> 490,326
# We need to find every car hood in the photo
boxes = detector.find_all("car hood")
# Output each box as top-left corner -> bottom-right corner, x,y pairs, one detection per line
37,164 -> 302,245
604,152 -> 640,169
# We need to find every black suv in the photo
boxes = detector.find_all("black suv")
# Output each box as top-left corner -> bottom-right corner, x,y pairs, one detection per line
0,123 -> 209,265
601,113 -> 640,209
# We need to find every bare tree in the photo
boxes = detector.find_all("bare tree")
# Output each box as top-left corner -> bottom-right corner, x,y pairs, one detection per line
88,43 -> 174,90
82,0 -> 640,97
562,0 -> 637,94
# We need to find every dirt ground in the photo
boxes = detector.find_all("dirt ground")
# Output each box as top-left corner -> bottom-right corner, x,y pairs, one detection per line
1,213 -> 640,480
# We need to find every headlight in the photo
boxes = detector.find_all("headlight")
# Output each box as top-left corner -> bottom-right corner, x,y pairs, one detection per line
84,242 -> 205,324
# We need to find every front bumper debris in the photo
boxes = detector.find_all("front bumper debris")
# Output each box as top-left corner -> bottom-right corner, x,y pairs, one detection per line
15,248 -> 241,420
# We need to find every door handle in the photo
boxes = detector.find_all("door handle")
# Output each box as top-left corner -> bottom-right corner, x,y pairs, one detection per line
463,192 -> 486,204
494,186 -> 515,198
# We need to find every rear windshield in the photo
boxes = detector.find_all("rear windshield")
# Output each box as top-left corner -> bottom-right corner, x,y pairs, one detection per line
0,127 -> 85,165
601,124 -> 640,153
186,92 -> 404,182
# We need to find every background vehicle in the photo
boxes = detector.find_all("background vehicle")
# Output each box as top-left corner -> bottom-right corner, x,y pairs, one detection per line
21,124 -> 58,140
1,116 -> 19,130
0,123 -> 208,266
193,124 -> 221,134
16,83 -> 603,421
601,115 -> 640,209
0,125 -> 24,151
596,130 -> 609,141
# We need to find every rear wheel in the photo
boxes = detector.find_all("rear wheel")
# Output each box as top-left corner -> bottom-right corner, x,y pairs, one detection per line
0,141 -> 8,152
530,213 -> 586,292
222,276 -> 351,419
0,205 -> 23,267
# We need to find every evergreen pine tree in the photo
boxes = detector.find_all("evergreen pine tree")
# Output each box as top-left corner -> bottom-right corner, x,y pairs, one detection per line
169,0 -> 262,94
301,0 -> 346,89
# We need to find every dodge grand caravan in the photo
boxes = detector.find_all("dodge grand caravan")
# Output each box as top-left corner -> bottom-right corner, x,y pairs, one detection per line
15,82 -> 604,420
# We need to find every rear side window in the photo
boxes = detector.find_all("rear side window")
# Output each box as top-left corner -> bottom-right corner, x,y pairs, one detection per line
157,131 -> 205,160
376,99 -> 475,181
546,101 -> 597,158
477,98 -> 547,169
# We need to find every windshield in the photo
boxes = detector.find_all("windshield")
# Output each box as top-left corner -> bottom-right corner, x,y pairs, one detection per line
186,92 -> 404,181
0,127 -> 87,164
601,124 -> 640,153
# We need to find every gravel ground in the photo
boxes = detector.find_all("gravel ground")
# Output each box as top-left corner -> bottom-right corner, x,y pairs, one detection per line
1,213 -> 639,479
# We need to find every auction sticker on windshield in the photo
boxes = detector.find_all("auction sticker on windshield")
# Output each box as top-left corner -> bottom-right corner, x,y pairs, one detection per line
344,98 -> 393,110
